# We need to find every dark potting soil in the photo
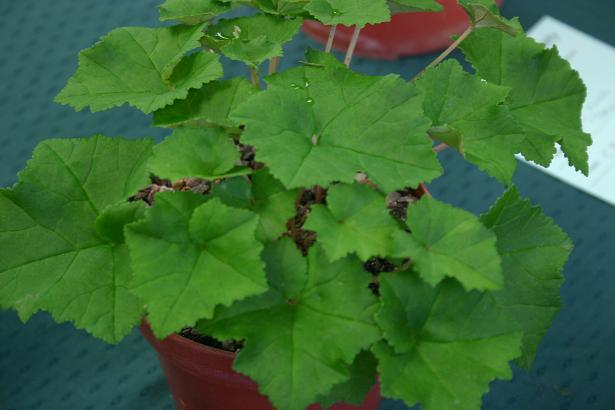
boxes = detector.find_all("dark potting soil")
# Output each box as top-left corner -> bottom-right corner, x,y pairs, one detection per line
387,188 -> 420,221
179,328 -> 244,353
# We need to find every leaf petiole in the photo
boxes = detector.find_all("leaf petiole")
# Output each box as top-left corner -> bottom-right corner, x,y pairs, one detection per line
411,26 -> 474,82
325,25 -> 337,53
269,57 -> 281,75
250,67 -> 260,87
344,26 -> 362,67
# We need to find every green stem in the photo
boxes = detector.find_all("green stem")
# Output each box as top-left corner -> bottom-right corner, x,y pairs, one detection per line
344,26 -> 362,67
268,57 -> 281,75
325,25 -> 337,53
411,26 -> 474,82
250,68 -> 260,88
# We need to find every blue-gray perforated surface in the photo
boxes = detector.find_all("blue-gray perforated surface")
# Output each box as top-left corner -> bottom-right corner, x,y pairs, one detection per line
0,1 -> 614,409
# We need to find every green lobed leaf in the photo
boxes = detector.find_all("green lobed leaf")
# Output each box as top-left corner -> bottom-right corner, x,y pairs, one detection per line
96,201 -> 146,244
317,350 -> 378,408
126,192 -> 268,338
0,135 -> 153,343
374,272 -> 522,410
211,176 -> 253,208
199,239 -> 380,410
56,24 -> 223,114
250,170 -> 299,242
460,20 -> 592,174
392,196 -> 503,291
153,78 -> 258,128
213,170 -> 299,242
481,186 -> 571,368
305,0 -> 391,27
232,50 -> 442,192
304,183 -> 399,261
388,0 -> 443,14
147,128 -> 242,181
203,14 -> 302,67
416,60 -> 524,184
221,0 -> 310,16
159,0 -> 233,24
458,0 -> 517,35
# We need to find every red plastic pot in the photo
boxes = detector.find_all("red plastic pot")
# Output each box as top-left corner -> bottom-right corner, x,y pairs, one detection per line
140,322 -> 381,410
302,0 -> 503,59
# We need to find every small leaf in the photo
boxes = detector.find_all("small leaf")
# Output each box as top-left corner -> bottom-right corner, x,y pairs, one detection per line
392,196 -> 502,290
458,0 -> 517,35
199,242 -> 380,410
159,0 -> 233,24
317,350 -> 378,408
153,78 -> 258,128
388,0 -> 442,14
262,237 -> 307,299
250,170 -> 300,242
96,201 -> 146,244
304,183 -> 399,261
305,0 -> 391,27
0,135 -> 153,343
213,170 -> 299,242
204,14 -> 302,67
232,50 -> 442,192
374,272 -> 522,410
56,25 -> 223,114
460,19 -> 592,174
212,177 -> 253,209
148,128 -> 241,181
481,186 -> 572,368
126,193 -> 267,338
416,60 -> 524,184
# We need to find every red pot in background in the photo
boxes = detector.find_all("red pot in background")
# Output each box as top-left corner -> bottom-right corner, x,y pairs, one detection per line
302,0 -> 504,59
140,322 -> 381,410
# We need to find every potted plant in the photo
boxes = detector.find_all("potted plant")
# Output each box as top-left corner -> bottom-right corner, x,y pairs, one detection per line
0,0 -> 591,409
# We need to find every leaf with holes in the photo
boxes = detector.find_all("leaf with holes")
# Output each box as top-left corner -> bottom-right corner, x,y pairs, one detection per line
232,51 -> 441,192
374,272 -> 522,410
198,239 -> 380,410
460,19 -> 592,174
56,24 -> 223,114
153,78 -> 258,128
417,60 -> 524,184
481,186 -> 571,368
0,135 -> 153,343
392,196 -> 502,290
126,192 -> 268,338
304,183 -> 399,261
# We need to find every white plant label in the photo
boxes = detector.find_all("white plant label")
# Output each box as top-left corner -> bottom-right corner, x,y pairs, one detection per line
525,16 -> 615,206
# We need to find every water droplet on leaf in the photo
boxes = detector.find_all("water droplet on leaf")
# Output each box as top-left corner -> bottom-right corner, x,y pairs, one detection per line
306,97 -> 314,104
332,9 -> 342,16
